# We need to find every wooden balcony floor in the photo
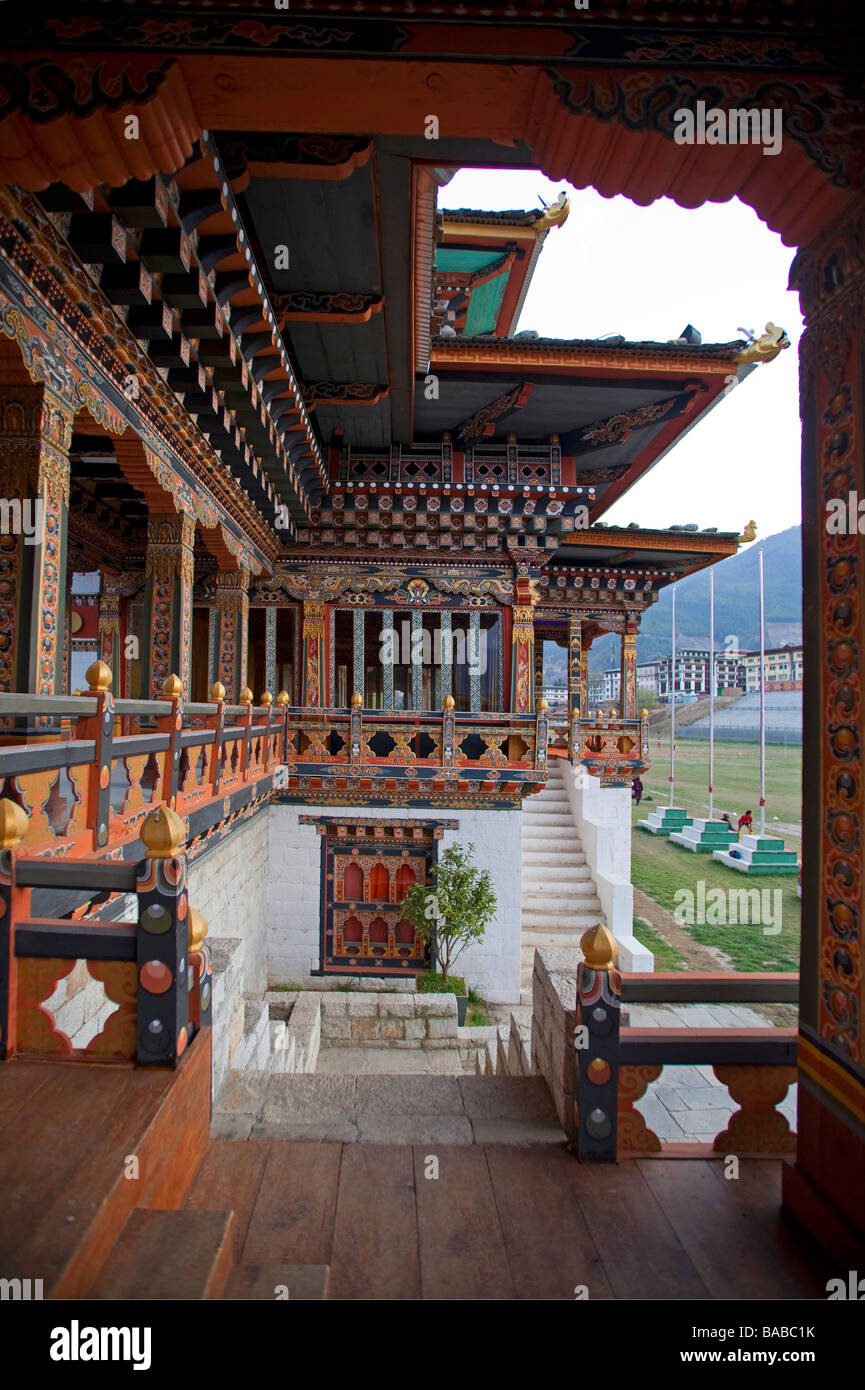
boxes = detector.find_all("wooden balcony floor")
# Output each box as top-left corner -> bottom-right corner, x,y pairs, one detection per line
192,1139 -> 833,1301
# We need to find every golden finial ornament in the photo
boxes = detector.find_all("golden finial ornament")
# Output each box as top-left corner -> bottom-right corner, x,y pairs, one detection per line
210,681 -> 226,701
350,692 -> 363,707
443,694 -> 455,710
85,659 -> 112,692
260,691 -> 273,706
580,922 -> 618,970
538,698 -> 548,712
239,687 -> 253,704
0,798 -> 28,849
275,690 -> 290,706
140,805 -> 186,859
188,907 -> 209,953
739,520 -> 758,543
162,674 -> 182,698
640,708 -> 649,719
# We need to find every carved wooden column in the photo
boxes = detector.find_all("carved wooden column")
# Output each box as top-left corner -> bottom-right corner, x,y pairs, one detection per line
213,569 -> 249,704
620,620 -> 638,719
580,644 -> 589,717
783,194 -> 865,1262
568,614 -> 582,762
301,599 -> 326,708
143,513 -> 195,699
510,575 -> 537,713
97,571 -> 137,692
0,381 -> 73,696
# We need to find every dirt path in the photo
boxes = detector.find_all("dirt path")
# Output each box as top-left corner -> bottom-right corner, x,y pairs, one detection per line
633,889 -> 734,971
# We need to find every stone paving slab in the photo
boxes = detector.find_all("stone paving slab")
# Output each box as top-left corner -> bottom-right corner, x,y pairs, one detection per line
356,1075 -> 463,1115
260,1074 -> 357,1125
458,1075 -> 559,1121
355,1113 -> 474,1144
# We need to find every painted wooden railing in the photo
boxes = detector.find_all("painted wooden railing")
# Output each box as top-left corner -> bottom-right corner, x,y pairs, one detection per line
0,799 -> 211,1067
283,692 -> 549,789
567,711 -> 650,786
574,924 -> 798,1158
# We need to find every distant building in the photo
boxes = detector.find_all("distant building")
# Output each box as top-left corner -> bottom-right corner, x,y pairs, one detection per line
742,645 -> 804,692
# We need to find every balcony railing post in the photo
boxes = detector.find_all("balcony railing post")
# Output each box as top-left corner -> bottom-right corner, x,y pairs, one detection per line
208,681 -> 226,795
441,694 -> 456,777
640,707 -> 649,764
575,923 -> 621,1161
260,691 -> 273,771
75,659 -> 115,852
349,692 -> 363,775
0,799 -> 29,1060
157,673 -> 183,811
276,690 -> 290,762
239,686 -> 253,779
136,805 -> 191,1067
535,697 -> 548,773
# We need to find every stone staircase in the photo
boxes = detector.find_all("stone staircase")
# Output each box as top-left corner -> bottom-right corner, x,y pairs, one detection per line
520,759 -> 605,990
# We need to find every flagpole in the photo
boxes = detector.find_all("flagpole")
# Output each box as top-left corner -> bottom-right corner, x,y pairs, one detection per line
758,547 -> 766,837
669,585 -> 676,808
709,569 -> 715,821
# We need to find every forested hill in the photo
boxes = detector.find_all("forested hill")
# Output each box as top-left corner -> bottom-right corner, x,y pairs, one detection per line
546,526 -> 801,680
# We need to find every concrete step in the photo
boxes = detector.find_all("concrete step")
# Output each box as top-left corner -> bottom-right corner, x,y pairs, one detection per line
525,878 -> 600,900
521,910 -> 603,930
522,850 -> 586,867
523,890 -> 600,911
523,867 -> 592,886
89,1209 -> 235,1300
522,826 -> 582,843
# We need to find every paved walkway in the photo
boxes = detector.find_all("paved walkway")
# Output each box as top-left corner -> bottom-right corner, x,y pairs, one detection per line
316,1046 -> 467,1075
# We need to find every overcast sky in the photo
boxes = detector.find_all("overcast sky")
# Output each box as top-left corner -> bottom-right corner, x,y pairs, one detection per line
439,169 -> 803,540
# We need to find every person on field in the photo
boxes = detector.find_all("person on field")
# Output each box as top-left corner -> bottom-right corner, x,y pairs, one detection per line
632,776 -> 643,806
738,809 -> 753,837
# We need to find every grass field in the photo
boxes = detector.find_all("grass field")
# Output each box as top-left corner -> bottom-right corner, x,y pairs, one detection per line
632,737 -> 802,972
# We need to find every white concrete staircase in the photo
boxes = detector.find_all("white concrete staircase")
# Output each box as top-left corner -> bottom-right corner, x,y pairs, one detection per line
520,759 -> 605,990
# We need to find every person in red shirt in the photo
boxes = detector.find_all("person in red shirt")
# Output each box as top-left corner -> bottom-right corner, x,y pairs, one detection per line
738,809 -> 753,837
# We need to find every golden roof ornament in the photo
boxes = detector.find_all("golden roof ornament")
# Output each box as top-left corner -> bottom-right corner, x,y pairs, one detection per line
85,659 -> 112,692
0,798 -> 28,849
534,190 -> 570,232
140,805 -> 186,859
733,322 -> 790,364
580,922 -> 618,970
739,520 -> 758,543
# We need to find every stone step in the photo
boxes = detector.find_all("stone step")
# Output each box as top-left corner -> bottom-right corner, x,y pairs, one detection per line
88,1210 -> 235,1301
522,826 -> 582,843
522,812 -> 575,826
525,794 -> 570,808
231,998 -> 271,1072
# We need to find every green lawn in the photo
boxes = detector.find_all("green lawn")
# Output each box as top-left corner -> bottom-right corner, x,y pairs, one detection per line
639,735 -> 802,847
632,737 -> 801,972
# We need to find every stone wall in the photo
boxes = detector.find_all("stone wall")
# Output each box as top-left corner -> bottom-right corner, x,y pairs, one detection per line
266,803 -> 523,1002
188,808 -> 270,996
531,947 -> 578,1140
319,991 -> 458,1048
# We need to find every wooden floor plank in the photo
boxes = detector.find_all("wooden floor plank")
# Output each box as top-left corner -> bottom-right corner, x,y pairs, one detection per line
0,1060 -> 57,1128
707,1158 -> 832,1297
639,1158 -> 827,1300
186,1139 -> 272,1255
569,1158 -> 710,1300
329,1144 -> 420,1300
485,1145 -> 615,1300
413,1145 -> 516,1300
241,1141 -> 342,1267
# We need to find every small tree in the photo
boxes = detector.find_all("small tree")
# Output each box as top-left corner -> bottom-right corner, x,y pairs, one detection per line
401,841 -> 496,987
